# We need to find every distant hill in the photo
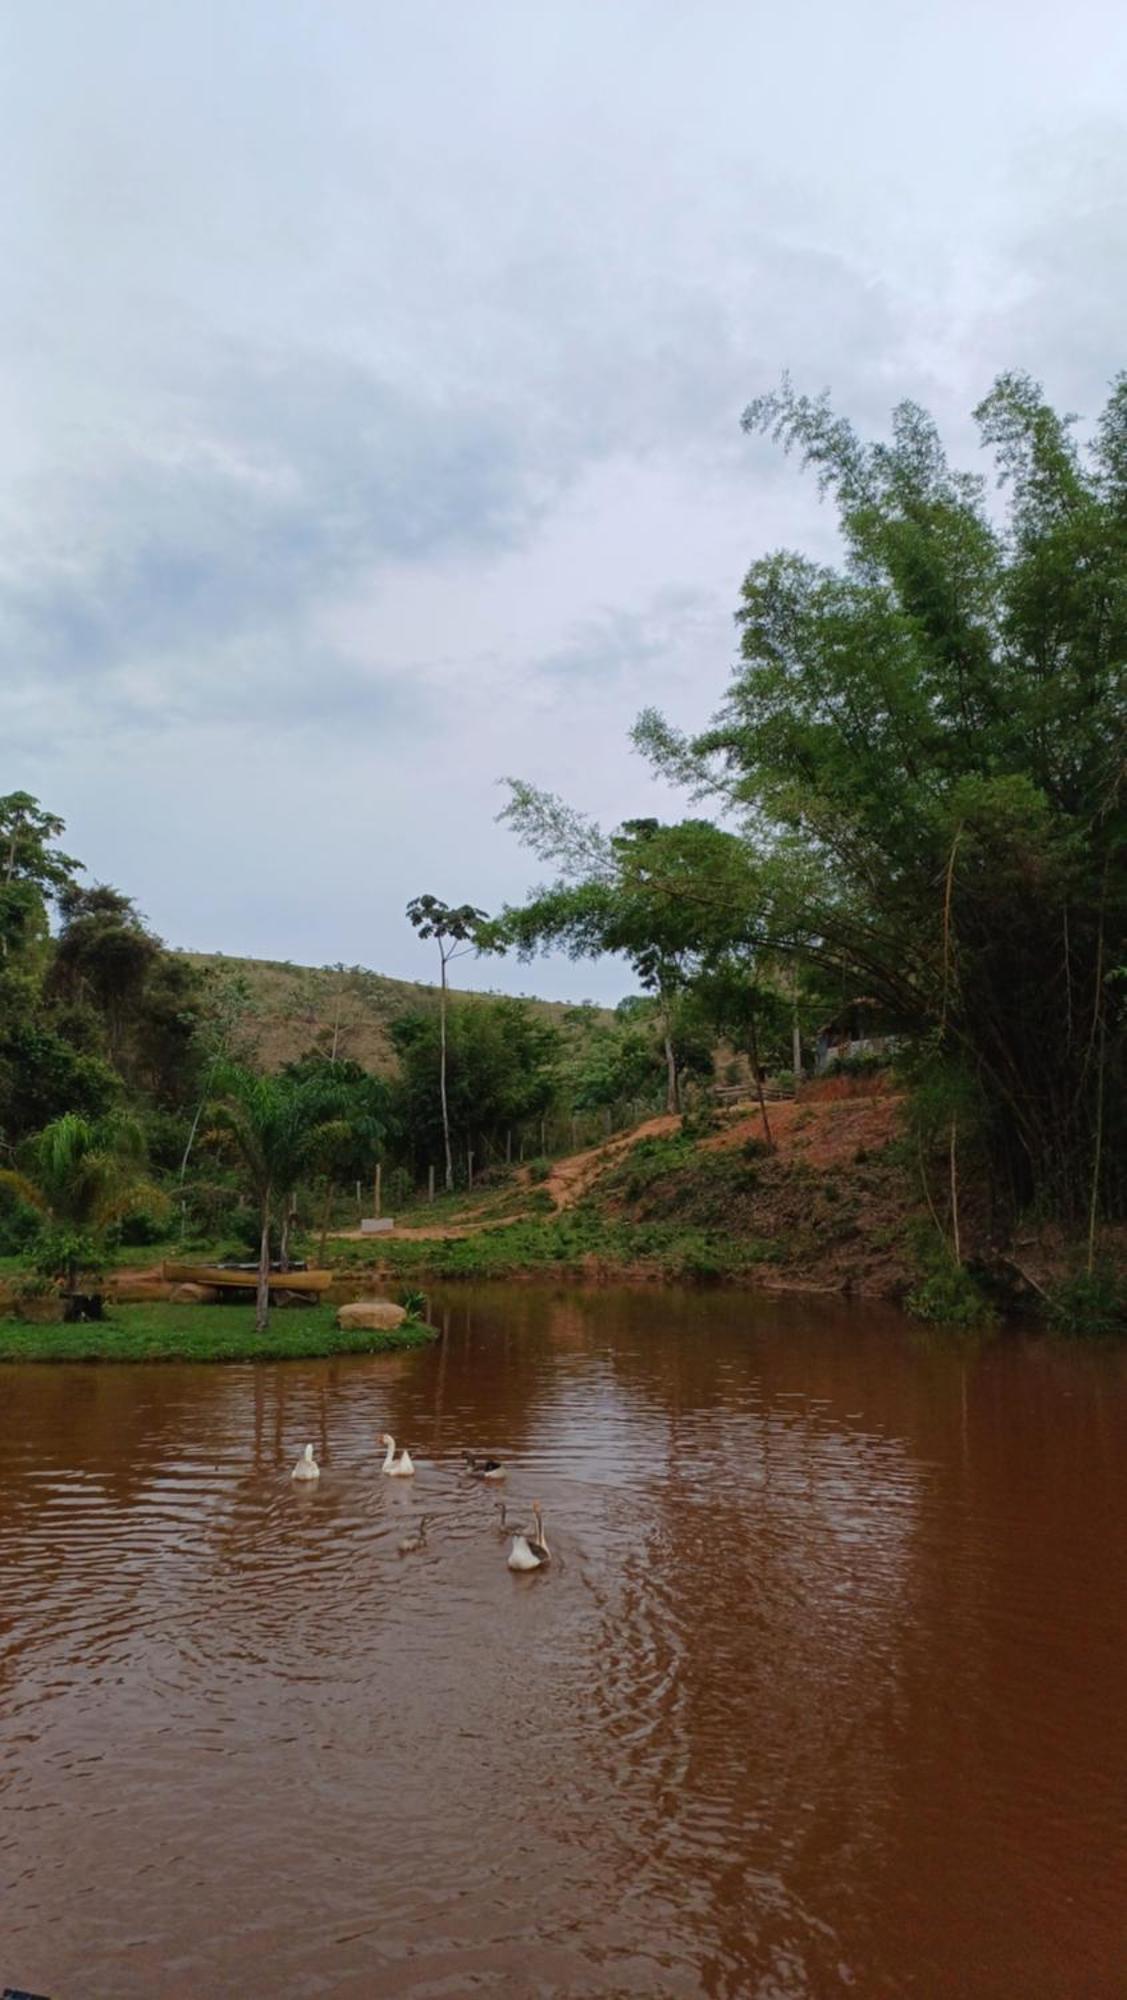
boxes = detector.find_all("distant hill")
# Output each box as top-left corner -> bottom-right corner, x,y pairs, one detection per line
181,953 -> 607,1073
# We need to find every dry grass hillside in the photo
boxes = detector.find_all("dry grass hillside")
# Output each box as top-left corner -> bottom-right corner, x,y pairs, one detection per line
181,953 -> 608,1073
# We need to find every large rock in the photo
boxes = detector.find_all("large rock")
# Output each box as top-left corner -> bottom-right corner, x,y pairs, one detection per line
168,1282 -> 222,1305
337,1299 -> 408,1332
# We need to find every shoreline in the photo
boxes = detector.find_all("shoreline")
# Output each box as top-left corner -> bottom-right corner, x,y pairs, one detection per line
0,1303 -> 440,1366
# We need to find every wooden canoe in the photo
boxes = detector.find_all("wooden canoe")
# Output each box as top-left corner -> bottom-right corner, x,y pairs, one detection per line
160,1263 -> 334,1294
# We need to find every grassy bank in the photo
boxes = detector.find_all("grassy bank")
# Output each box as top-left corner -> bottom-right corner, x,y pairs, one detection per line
0,1303 -> 439,1365
332,1213 -> 785,1285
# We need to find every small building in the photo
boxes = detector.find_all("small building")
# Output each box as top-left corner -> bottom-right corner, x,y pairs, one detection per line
814,998 -> 906,1074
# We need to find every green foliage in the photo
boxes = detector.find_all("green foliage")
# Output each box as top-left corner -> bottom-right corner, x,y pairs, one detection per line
332,1210 -> 779,1284
1044,1265 -> 1127,1339
0,1191 -> 44,1257
0,1111 -> 167,1284
635,372 -> 1127,1226
0,1302 -> 439,1364
906,1253 -> 996,1329
390,995 -> 560,1173
30,1225 -> 107,1286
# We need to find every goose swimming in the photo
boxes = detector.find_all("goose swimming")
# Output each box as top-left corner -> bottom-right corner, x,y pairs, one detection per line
463,1449 -> 506,1482
398,1516 -> 429,1555
291,1443 -> 320,1482
380,1433 -> 415,1477
507,1500 -> 550,1572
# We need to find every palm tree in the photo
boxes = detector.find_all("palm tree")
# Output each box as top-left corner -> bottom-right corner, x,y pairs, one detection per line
208,1067 -> 351,1333
0,1112 -> 167,1291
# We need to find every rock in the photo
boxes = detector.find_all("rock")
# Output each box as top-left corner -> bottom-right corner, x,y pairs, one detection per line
336,1299 -> 407,1332
168,1282 -> 221,1305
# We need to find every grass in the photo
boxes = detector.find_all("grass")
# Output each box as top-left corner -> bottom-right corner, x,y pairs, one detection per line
0,1303 -> 439,1365
329,1210 -> 783,1284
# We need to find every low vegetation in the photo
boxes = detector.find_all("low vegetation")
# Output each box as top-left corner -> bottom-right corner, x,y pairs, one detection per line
0,1302 -> 438,1365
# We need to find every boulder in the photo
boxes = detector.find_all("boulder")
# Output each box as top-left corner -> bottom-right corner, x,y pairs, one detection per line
168,1282 -> 222,1305
336,1299 -> 408,1332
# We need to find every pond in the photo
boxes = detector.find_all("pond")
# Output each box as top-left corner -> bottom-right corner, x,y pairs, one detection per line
2,1286 -> 1126,1997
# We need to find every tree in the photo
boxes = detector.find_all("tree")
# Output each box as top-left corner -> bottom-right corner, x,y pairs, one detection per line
405,896 -> 488,1190
390,996 -> 559,1178
207,1067 -> 353,1331
636,371 -> 1127,1227
488,799 -> 770,1113
0,1111 -> 166,1291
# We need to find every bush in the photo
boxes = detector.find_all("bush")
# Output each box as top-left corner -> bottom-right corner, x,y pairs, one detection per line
31,1225 -> 107,1286
0,1196 -> 42,1258
1045,1265 -> 1127,1339
907,1253 -> 996,1328
109,1205 -> 172,1248
680,1107 -> 719,1141
675,1243 -> 726,1283
528,1157 -> 552,1184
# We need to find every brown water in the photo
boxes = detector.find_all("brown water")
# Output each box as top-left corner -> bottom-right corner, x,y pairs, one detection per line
2,1287 -> 1127,1999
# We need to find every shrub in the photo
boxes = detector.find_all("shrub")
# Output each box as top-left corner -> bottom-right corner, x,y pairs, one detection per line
109,1205 -> 172,1248
31,1225 -> 107,1287
1045,1265 -> 1127,1339
0,1196 -> 42,1258
675,1243 -> 726,1283
528,1157 -> 552,1184
907,1253 -> 996,1328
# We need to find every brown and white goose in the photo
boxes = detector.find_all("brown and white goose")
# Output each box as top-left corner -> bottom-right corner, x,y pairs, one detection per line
507,1500 -> 550,1572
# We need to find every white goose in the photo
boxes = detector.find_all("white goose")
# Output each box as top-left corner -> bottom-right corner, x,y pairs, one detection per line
507,1500 -> 550,1572
292,1443 -> 320,1482
380,1432 -> 416,1478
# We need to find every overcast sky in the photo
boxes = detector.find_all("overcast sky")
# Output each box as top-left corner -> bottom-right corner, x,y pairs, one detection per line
4,0 -> 1127,1002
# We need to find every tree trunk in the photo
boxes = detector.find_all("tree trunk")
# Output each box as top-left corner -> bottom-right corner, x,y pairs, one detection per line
747,1011 -> 774,1151
317,1178 -> 334,1266
439,953 -> 454,1192
949,1117 -> 961,1265
279,1192 -> 295,1273
256,1196 -> 272,1334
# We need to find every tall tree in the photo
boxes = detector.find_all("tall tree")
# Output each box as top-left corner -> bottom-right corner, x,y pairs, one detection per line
636,371 -> 1127,1224
390,996 -> 559,1177
405,896 -> 487,1190
487,800 -> 768,1114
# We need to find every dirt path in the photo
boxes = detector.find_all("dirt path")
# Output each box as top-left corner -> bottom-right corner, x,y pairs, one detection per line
543,1116 -> 678,1211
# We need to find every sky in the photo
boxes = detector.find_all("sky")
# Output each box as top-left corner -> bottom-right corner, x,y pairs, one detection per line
4,0 -> 1127,1003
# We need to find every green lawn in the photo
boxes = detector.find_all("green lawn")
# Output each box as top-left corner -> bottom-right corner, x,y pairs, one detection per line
0,1303 -> 439,1365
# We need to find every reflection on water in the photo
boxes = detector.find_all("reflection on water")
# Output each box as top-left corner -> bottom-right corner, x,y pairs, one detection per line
2,1287 -> 1126,1997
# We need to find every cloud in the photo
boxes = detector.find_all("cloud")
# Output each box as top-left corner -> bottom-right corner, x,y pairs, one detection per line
4,1 -> 1127,999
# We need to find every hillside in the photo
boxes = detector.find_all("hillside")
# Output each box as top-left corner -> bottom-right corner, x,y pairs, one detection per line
330,1085 -> 928,1299
181,952 -> 608,1073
